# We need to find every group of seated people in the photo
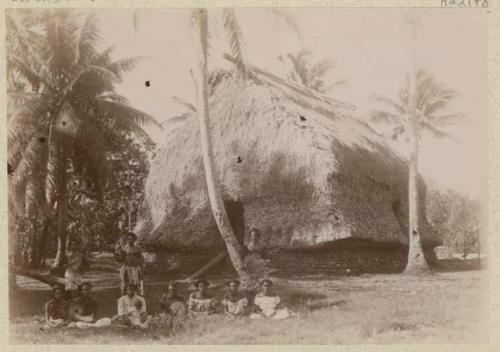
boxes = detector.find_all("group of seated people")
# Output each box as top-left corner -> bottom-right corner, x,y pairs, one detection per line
190,279 -> 295,320
44,278 -> 295,330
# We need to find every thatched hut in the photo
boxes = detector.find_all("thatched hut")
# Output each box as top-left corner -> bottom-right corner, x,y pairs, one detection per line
137,61 -> 439,274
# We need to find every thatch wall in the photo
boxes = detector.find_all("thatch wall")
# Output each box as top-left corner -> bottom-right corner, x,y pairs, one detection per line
137,65 -> 438,253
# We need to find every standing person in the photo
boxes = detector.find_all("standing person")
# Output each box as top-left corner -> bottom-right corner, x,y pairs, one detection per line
44,286 -> 70,328
115,232 -> 145,296
187,279 -> 217,316
221,279 -> 249,317
64,239 -> 85,298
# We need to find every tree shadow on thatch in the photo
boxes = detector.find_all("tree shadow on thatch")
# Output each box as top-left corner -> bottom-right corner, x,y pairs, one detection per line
258,151 -> 315,200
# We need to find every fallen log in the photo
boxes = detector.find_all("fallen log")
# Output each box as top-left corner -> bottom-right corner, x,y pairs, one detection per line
15,267 -> 65,288
179,251 -> 227,283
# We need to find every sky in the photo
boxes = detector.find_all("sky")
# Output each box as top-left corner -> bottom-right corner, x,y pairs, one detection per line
96,8 -> 488,200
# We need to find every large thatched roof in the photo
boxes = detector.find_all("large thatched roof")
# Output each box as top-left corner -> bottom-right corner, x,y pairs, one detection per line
137,61 -> 438,252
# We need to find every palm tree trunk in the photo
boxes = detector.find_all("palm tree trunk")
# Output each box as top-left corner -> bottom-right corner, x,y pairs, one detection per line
51,163 -> 68,273
51,201 -> 68,272
404,10 -> 430,274
193,9 -> 249,282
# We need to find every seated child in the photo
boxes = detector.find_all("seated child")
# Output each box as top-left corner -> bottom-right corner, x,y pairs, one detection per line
221,279 -> 249,317
250,279 -> 296,320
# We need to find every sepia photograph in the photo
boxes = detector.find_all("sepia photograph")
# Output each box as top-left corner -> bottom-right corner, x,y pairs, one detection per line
5,5 -> 489,344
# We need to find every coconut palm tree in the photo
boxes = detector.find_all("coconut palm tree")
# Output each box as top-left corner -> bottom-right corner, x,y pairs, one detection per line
186,8 -> 300,282
278,48 -> 346,94
7,9 -> 159,270
370,69 -> 462,273
189,9 -> 249,280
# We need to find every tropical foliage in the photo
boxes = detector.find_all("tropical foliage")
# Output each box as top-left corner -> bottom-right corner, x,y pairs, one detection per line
278,48 -> 346,93
427,190 -> 481,260
7,9 -> 158,268
370,70 -> 462,142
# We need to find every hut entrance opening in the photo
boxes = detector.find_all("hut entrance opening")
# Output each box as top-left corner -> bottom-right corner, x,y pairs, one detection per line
391,200 -> 405,234
223,199 -> 245,246
183,199 -> 245,281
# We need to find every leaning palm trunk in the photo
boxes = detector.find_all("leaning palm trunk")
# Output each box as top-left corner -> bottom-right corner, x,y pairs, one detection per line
193,9 -> 249,281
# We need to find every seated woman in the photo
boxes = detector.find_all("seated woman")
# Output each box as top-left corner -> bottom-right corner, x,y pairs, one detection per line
67,282 -> 111,329
154,282 -> 187,328
187,279 -> 217,317
44,287 -> 70,328
221,279 -> 249,317
250,279 -> 296,320
118,300 -> 151,329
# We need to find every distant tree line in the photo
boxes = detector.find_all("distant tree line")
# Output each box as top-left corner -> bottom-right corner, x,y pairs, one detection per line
427,190 -> 482,260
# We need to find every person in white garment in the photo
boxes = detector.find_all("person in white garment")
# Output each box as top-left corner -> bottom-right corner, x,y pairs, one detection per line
250,279 -> 297,320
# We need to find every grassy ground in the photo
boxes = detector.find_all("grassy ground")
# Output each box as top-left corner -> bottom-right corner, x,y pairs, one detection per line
10,257 -> 488,344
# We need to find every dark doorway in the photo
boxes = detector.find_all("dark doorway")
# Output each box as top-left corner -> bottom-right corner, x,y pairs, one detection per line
223,199 -> 245,246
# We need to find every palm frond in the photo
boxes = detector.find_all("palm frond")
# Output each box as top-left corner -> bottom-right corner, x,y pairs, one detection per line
423,99 -> 451,116
43,9 -> 80,72
14,132 -> 49,187
310,58 -> 335,80
161,113 -> 194,126
286,51 -> 309,86
426,113 -> 464,126
108,57 -> 145,77
8,91 -> 52,117
189,9 -> 210,55
371,95 -> 407,115
269,8 -> 302,39
97,93 -> 129,105
222,8 -> 247,77
421,122 -> 459,142
370,110 -> 402,124
76,12 -> 101,67
172,96 -> 197,112
7,55 -> 54,92
87,64 -> 120,83
96,99 -> 161,128
323,79 -> 349,93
